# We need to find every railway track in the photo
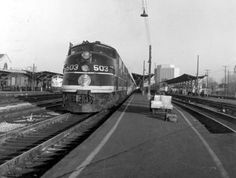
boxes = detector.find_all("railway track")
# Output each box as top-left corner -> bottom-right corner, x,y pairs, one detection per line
0,92 -> 133,177
0,92 -> 126,177
0,93 -> 63,125
172,94 -> 236,116
173,99 -> 236,133
0,109 -> 113,177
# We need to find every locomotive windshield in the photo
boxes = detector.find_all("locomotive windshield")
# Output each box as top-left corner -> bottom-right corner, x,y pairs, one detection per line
94,44 -> 116,58
70,43 -> 116,58
71,44 -> 92,54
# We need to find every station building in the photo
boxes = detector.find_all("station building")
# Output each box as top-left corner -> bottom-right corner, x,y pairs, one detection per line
0,69 -> 63,92
0,54 -> 62,91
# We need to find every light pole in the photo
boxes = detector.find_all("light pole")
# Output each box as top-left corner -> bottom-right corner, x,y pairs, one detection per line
205,69 -> 210,94
140,3 -> 152,99
147,45 -> 152,99
32,63 -> 35,91
223,65 -> 227,96
142,60 -> 145,95
196,55 -> 199,95
227,69 -> 230,96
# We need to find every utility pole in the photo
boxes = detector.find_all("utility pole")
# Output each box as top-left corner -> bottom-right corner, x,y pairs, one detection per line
32,63 -> 35,91
223,66 -> 227,96
228,69 -> 230,96
205,69 -> 210,91
196,55 -> 199,95
142,60 -> 145,95
147,45 -> 152,99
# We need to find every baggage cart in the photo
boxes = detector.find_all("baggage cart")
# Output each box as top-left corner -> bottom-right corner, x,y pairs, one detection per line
150,95 -> 177,122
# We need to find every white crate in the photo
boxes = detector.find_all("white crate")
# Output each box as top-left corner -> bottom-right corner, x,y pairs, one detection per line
151,95 -> 173,110
151,100 -> 163,109
154,95 -> 161,101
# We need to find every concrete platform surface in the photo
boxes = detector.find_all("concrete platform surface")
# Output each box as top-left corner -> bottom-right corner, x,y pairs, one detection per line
42,93 -> 236,178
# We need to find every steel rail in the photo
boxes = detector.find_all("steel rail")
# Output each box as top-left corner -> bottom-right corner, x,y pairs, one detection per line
173,99 -> 236,133
172,94 -> 236,116
0,110 -> 109,177
0,113 -> 71,142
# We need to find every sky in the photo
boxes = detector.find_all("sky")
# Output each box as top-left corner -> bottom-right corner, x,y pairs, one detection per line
0,0 -> 236,82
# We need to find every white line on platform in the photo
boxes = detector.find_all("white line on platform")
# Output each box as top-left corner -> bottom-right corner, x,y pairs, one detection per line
175,107 -> 230,178
68,96 -> 134,178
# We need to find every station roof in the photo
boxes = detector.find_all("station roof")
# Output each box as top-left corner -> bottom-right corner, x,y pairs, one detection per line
0,69 -> 28,74
0,69 -> 29,80
35,71 -> 63,81
163,74 -> 205,84
0,70 -> 63,81
0,70 -> 10,74
132,73 -> 154,86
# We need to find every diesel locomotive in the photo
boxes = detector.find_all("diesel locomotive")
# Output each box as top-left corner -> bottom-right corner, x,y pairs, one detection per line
62,41 -> 136,112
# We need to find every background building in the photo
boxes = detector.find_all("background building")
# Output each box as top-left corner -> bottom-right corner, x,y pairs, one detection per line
0,54 -> 62,91
154,64 -> 180,84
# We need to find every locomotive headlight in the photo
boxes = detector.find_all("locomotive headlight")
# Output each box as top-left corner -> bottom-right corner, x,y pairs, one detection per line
78,74 -> 91,86
81,51 -> 90,60
81,65 -> 90,72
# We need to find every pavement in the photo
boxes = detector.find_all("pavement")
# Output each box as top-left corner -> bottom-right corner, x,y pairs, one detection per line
42,93 -> 236,178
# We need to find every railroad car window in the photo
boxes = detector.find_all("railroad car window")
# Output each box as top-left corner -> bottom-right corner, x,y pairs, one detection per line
94,45 -> 116,58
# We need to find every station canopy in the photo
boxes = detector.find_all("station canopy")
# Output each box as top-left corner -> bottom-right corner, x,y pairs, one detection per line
0,70 -> 63,82
132,73 -> 154,87
35,71 -> 63,81
0,69 -> 29,78
163,74 -> 205,84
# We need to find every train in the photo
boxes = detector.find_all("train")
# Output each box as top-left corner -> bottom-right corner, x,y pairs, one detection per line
51,75 -> 63,92
62,41 -> 136,113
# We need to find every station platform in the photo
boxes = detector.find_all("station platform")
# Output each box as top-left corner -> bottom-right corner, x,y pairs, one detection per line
42,93 -> 236,178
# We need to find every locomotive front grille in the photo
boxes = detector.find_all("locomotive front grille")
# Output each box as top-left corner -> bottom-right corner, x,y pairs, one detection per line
76,90 -> 91,95
63,92 -> 93,104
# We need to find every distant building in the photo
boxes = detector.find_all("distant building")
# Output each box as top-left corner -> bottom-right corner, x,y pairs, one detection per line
6,69 -> 29,89
0,55 -> 62,91
0,69 -> 30,91
154,64 -> 180,84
